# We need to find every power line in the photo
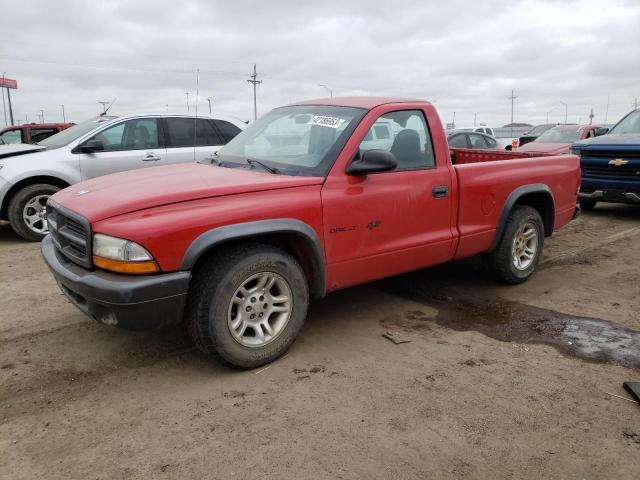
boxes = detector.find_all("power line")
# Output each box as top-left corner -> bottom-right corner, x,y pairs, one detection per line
0,55 -> 246,77
247,64 -> 262,121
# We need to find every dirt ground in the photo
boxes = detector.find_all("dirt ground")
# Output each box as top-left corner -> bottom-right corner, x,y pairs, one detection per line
1,204 -> 639,480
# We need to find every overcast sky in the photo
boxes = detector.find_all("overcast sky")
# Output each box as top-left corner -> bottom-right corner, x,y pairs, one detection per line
1,0 -> 639,128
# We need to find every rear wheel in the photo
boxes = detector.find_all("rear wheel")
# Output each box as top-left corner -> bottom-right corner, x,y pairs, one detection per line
579,199 -> 597,211
186,243 -> 309,369
485,206 -> 544,284
7,184 -> 60,241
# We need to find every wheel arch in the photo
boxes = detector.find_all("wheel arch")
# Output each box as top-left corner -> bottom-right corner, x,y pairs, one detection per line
181,219 -> 326,299
1,175 -> 71,219
490,184 -> 555,251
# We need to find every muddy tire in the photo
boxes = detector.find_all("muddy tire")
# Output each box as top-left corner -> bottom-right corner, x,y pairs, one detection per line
185,243 -> 309,369
8,184 -> 60,242
485,205 -> 544,285
579,199 -> 597,211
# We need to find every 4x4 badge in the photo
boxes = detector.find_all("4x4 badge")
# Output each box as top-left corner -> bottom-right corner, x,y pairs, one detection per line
609,159 -> 628,166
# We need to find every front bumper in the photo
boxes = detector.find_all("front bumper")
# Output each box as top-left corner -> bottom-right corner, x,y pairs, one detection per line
41,235 -> 191,330
578,190 -> 640,205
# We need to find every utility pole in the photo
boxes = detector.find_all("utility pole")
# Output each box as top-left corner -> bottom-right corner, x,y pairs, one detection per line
185,92 -> 190,113
507,90 -> 517,125
207,98 -> 212,114
6,88 -> 14,125
319,84 -> 333,98
61,104 -> 66,123
589,108 -> 594,125
39,109 -> 45,124
98,101 -> 109,114
247,64 -> 262,121
559,101 -> 568,124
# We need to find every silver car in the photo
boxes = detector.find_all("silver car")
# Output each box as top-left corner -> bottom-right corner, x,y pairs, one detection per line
0,113 -> 245,240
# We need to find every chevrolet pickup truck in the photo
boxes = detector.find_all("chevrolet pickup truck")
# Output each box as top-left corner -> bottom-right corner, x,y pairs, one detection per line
571,108 -> 640,210
41,97 -> 580,368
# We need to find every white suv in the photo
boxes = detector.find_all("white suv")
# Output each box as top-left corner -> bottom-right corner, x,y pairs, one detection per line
0,113 -> 245,240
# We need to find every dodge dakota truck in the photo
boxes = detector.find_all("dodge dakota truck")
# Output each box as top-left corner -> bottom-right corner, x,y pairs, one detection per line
571,108 -> 640,209
41,97 -> 580,368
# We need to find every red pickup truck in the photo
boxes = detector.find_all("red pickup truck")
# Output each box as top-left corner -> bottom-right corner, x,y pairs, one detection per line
41,97 -> 580,368
0,123 -> 73,145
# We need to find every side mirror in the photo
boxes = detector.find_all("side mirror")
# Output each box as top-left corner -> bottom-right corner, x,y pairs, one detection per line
347,149 -> 397,175
595,127 -> 609,137
79,139 -> 104,153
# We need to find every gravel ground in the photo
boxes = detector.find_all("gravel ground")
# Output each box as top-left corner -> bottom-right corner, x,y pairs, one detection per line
1,204 -> 639,480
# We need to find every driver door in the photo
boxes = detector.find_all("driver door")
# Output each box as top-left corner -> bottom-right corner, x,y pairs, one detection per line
321,108 -> 455,290
77,117 -> 168,180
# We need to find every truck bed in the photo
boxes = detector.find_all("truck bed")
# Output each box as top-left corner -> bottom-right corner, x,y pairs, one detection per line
451,151 -> 580,259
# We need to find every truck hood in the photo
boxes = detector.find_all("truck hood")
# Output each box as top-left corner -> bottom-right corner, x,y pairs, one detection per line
572,134 -> 640,151
51,163 -> 324,222
0,143 -> 47,159
517,142 -> 570,155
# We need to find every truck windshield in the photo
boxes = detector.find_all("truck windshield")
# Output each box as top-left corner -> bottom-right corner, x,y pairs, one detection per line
535,127 -> 582,143
38,116 -> 117,149
215,105 -> 366,176
609,110 -> 640,135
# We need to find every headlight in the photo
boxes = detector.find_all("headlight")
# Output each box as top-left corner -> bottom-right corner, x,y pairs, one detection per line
92,233 -> 159,274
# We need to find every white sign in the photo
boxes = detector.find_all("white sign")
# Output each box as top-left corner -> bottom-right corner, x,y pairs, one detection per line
309,115 -> 347,129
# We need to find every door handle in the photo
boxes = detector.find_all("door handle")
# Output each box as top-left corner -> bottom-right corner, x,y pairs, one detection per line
142,153 -> 160,161
432,185 -> 449,198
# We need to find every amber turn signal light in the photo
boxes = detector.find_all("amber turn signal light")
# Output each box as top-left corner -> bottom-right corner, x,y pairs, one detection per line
92,255 -> 160,274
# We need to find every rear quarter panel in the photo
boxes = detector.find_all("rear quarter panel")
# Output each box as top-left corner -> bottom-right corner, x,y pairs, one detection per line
454,154 -> 579,258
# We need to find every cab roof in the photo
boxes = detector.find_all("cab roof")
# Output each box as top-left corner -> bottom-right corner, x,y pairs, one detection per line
290,96 -> 431,110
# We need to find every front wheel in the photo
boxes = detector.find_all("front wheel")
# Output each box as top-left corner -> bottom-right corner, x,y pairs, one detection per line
7,184 -> 61,241
485,206 -> 544,284
186,243 -> 309,369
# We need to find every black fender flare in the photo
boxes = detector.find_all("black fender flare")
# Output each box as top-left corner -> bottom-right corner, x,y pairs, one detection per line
490,184 -> 555,251
180,219 -> 326,298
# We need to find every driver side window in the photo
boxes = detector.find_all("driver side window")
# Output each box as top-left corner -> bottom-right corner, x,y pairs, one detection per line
87,118 -> 159,152
358,110 -> 435,171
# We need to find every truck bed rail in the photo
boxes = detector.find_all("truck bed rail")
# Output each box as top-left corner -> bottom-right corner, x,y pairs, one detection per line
451,148 -> 548,165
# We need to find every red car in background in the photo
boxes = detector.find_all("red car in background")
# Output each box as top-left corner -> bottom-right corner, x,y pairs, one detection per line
0,123 -> 74,145
517,124 -> 601,155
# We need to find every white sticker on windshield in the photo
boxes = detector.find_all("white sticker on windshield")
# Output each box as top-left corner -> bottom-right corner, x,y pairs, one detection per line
309,115 -> 347,129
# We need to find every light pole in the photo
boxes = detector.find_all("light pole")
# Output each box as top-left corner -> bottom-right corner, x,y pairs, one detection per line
39,109 -> 45,124
546,107 -> 555,124
207,98 -> 212,115
1,72 -> 6,126
559,101 -> 568,124
319,84 -> 333,98
61,104 -> 66,123
185,92 -> 190,113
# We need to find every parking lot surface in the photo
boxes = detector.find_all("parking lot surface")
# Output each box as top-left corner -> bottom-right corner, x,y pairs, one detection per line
1,205 -> 639,479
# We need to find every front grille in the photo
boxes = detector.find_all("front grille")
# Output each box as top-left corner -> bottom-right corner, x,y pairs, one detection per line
47,200 -> 92,268
582,165 -> 640,180
581,151 -> 640,159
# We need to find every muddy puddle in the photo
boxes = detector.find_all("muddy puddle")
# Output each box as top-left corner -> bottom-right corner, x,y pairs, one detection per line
379,281 -> 640,369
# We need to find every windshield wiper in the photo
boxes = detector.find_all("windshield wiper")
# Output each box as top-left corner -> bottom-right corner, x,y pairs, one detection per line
246,158 -> 279,174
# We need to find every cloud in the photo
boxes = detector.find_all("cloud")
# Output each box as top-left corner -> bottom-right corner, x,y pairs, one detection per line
1,0 -> 638,127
